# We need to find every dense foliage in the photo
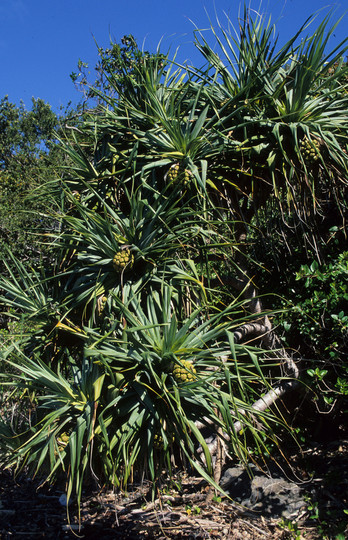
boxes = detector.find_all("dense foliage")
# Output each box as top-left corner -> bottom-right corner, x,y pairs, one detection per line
0,6 -> 347,518
0,96 -> 64,272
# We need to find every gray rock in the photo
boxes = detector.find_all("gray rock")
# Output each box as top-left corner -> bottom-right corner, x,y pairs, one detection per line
220,464 -> 306,519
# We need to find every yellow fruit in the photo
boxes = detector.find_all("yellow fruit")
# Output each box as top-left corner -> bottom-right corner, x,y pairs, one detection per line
172,360 -> 197,383
99,295 -> 108,314
57,432 -> 69,451
59,432 -> 69,443
153,431 -> 174,449
166,163 -> 191,186
113,248 -> 134,273
300,136 -> 320,163
154,433 -> 164,449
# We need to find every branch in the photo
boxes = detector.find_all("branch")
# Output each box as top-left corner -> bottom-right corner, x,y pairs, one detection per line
195,233 -> 301,467
233,322 -> 270,343
197,376 -> 299,459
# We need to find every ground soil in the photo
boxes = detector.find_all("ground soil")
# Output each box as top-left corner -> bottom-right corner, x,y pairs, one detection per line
0,437 -> 347,540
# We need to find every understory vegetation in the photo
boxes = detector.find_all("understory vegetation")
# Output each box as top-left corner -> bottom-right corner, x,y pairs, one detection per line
0,5 -> 347,530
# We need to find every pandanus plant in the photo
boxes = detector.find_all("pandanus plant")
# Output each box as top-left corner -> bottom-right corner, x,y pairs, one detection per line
192,7 -> 348,243
0,4 -> 347,519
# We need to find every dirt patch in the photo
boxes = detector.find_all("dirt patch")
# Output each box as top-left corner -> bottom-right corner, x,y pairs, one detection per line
0,440 -> 347,539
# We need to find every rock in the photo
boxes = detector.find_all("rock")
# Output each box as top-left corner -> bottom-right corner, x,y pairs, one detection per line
220,464 -> 306,519
58,493 -> 72,506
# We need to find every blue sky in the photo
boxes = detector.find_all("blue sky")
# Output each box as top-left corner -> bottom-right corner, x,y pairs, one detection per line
1,0 -> 346,114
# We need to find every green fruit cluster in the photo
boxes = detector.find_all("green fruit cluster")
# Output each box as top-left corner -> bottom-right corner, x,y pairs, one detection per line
172,360 -> 197,383
166,163 -> 191,186
300,136 -> 320,163
112,248 -> 134,272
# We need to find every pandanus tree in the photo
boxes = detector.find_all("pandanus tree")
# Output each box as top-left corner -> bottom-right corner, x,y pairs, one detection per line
0,6 -> 347,515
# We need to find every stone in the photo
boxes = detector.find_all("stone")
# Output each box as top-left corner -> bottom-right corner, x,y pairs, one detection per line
220,464 -> 306,519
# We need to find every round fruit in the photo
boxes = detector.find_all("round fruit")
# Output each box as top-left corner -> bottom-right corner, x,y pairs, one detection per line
154,433 -> 164,449
166,163 -> 192,186
300,136 -> 320,163
113,248 -> 134,273
172,360 -> 197,383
